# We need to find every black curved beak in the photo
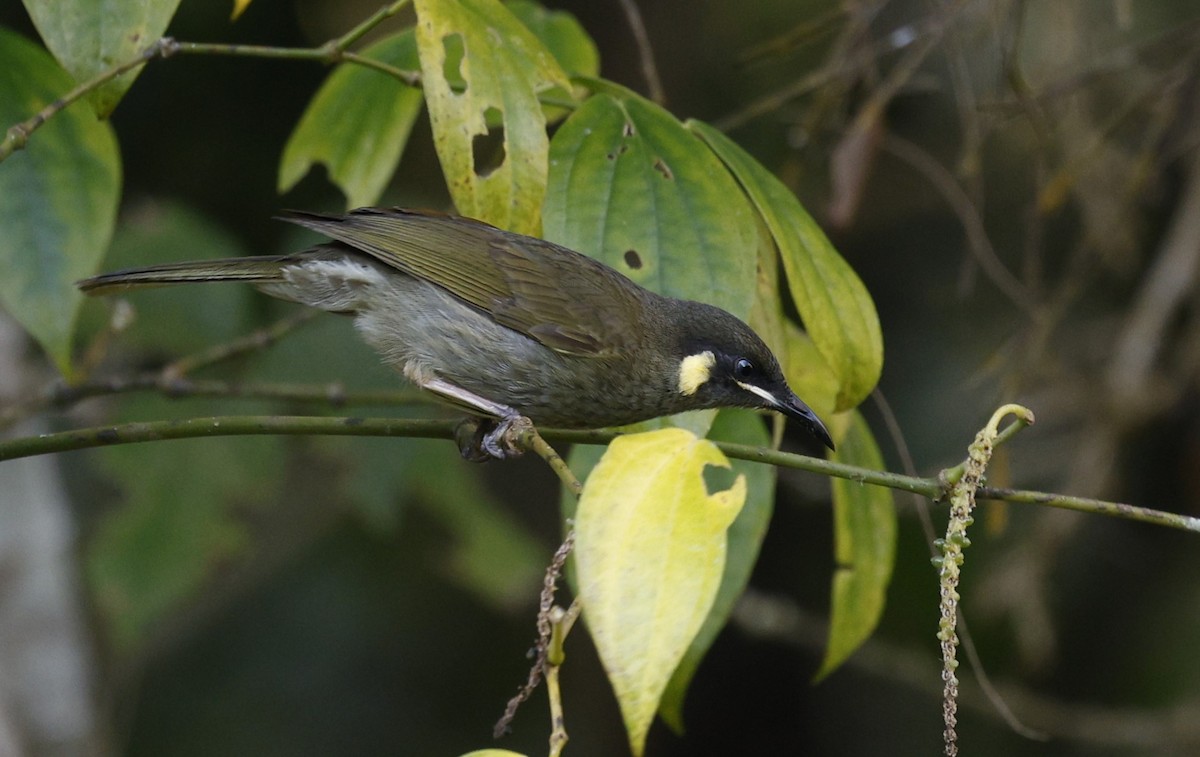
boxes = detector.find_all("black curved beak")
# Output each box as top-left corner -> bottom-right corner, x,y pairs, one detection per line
776,392 -> 835,451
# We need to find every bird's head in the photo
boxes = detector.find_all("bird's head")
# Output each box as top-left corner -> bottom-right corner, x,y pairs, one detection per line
668,301 -> 834,450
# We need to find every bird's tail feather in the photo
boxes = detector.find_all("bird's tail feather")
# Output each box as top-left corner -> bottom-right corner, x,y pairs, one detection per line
77,256 -> 295,295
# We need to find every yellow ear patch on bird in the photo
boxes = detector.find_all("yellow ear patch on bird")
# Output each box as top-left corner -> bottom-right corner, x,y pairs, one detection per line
678,351 -> 716,395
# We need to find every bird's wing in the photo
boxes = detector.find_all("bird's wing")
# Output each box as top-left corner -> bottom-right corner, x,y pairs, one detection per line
279,208 -> 642,357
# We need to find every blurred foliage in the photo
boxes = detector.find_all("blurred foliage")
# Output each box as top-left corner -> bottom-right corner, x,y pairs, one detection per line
0,0 -> 1199,755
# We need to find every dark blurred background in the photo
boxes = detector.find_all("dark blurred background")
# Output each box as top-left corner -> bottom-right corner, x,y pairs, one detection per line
2,0 -> 1200,755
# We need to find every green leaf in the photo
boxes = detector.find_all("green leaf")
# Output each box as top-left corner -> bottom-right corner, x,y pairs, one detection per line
22,0 -> 182,116
688,119 -> 883,411
279,31 -> 424,208
544,90 -> 757,322
543,88 -> 758,437
414,0 -> 571,234
747,217 -> 789,367
0,28 -> 120,376
814,409 -> 896,680
781,321 -> 839,422
506,0 -> 599,78
575,428 -> 746,756
87,397 -> 285,650
659,409 -> 775,733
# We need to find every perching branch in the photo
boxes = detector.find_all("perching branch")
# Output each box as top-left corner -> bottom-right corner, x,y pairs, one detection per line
0,412 -> 1196,535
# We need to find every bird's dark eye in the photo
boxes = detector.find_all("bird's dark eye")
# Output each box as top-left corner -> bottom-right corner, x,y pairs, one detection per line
734,358 -> 755,379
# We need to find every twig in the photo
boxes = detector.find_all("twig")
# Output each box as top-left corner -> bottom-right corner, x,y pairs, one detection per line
733,588 -> 1200,750
715,2 -> 967,132
0,376 -> 423,432
0,1 -> 418,163
520,426 -> 583,496
884,135 -> 1035,311
494,530 -> 577,738
1107,148 -> 1200,408
616,0 -> 665,105
0,39 -> 175,162
322,0 -> 413,55
871,391 -> 1045,741
167,41 -> 422,86
1,412 -> 1197,535
161,309 -> 320,379
736,6 -> 847,66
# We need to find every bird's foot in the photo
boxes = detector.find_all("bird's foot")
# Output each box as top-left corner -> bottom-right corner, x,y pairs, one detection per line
454,415 -> 534,461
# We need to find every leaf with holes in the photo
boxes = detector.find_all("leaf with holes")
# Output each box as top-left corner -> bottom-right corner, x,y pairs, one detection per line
413,0 -> 570,235
0,28 -> 120,376
576,427 -> 746,756
658,409 -> 776,733
544,86 -> 757,321
689,119 -> 883,412
22,0 -> 181,116
279,31 -> 424,208
815,409 -> 896,680
543,86 -> 759,436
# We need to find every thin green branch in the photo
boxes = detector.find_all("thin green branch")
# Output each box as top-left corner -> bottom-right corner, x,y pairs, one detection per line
1,0 -> 593,162
323,0 -> 413,54
162,309 -> 319,378
974,486 -> 1200,532
1,414 -> 1196,534
0,38 -> 173,162
0,377 -> 425,432
1,1 -> 417,163
941,411 -> 1036,486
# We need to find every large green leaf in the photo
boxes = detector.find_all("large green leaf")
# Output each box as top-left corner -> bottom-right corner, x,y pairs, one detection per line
575,428 -> 745,756
279,31 -> 424,209
22,0 -> 181,116
689,120 -> 883,411
543,88 -> 758,436
658,409 -> 776,733
414,0 -> 570,235
0,28 -> 120,376
815,409 -> 896,680
543,89 -> 757,321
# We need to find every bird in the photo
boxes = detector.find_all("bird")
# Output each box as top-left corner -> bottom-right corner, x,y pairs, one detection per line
78,207 -> 833,458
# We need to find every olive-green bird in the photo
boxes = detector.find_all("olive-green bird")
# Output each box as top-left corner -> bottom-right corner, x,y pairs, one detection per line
79,208 -> 833,457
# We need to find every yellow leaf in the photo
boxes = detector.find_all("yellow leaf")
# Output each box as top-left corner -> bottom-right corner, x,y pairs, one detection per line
575,428 -> 746,756
414,0 -> 571,234
231,0 -> 253,20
